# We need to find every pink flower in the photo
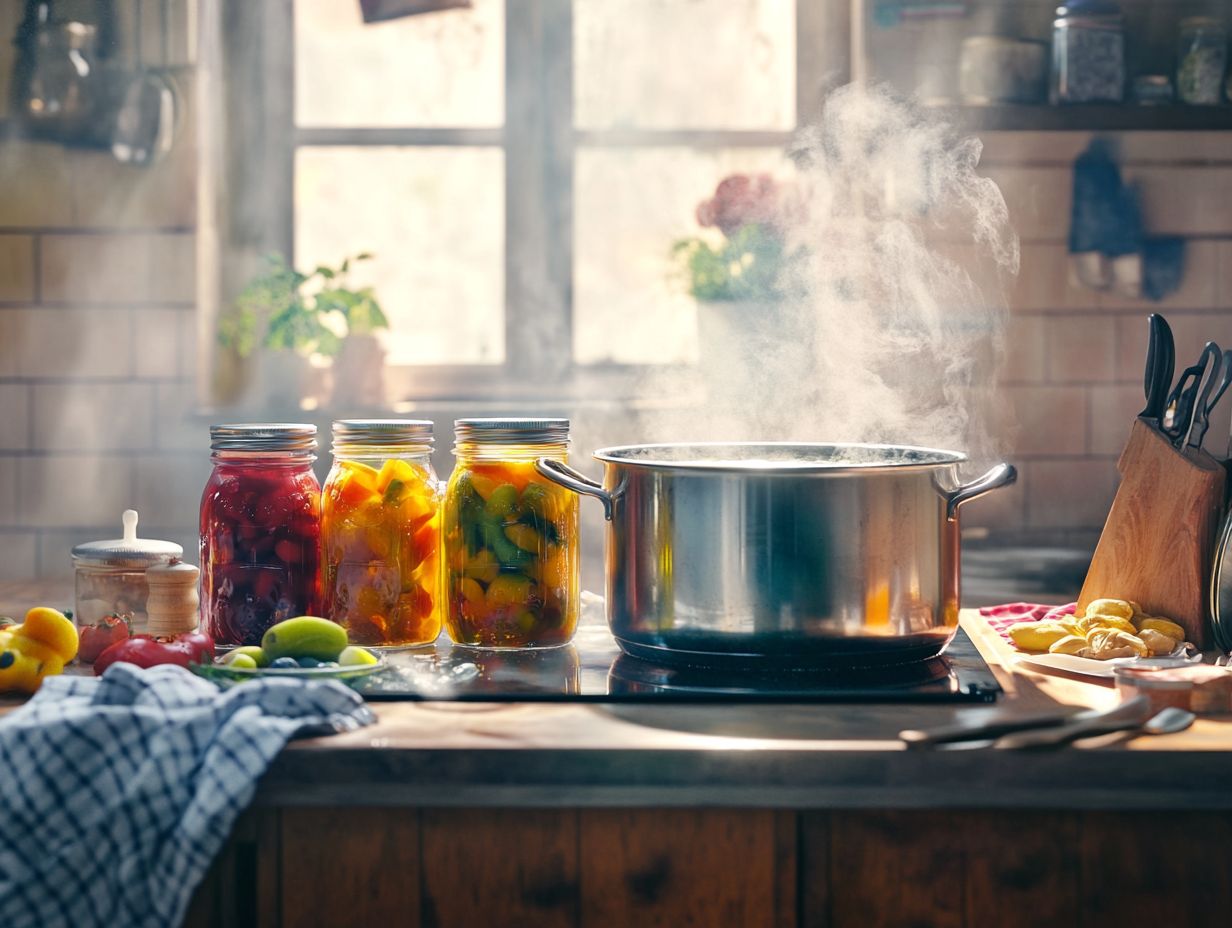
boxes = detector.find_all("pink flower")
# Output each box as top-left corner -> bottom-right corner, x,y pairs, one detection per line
696,173 -> 783,237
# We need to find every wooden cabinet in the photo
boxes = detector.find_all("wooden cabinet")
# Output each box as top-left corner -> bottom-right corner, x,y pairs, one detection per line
184,807 -> 1232,928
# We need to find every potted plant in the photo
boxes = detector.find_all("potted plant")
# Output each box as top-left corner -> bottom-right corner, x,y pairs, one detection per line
218,253 -> 390,408
671,174 -> 810,405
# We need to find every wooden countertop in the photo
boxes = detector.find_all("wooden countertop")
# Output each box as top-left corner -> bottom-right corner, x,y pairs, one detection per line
6,580 -> 1232,809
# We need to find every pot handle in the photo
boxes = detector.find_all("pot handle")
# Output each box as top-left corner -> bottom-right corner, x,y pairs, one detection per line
945,463 -> 1017,522
535,458 -> 614,521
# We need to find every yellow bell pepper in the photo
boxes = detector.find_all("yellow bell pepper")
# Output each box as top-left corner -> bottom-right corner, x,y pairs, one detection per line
0,607 -> 79,694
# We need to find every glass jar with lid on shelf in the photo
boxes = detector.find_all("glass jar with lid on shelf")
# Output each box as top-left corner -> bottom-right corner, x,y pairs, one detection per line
442,419 -> 580,649
1051,0 -> 1125,104
321,419 -> 442,648
1177,17 -> 1227,105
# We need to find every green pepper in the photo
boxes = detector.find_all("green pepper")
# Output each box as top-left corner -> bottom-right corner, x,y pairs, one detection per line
458,483 -> 488,555
382,478 -> 407,505
518,485 -> 560,545
480,517 -> 533,568
484,484 -> 519,519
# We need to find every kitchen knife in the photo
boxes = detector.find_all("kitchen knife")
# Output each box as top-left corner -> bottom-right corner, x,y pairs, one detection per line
1186,343 -> 1230,451
1163,365 -> 1203,446
898,697 -> 1151,748
1140,313 -> 1174,426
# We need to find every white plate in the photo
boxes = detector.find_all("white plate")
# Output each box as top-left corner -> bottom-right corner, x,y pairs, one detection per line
1015,652 -> 1201,680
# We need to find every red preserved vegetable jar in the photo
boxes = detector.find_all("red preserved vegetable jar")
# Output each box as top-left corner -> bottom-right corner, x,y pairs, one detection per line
200,424 -> 321,646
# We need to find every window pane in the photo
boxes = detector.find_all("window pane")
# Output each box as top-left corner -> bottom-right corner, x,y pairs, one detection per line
574,0 -> 795,130
574,147 -> 787,365
295,0 -> 504,128
295,147 -> 505,366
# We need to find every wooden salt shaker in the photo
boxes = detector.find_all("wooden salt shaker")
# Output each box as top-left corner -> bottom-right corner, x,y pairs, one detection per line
145,561 -> 201,637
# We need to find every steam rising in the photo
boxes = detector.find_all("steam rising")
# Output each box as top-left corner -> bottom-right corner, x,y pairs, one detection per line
637,84 -> 1020,472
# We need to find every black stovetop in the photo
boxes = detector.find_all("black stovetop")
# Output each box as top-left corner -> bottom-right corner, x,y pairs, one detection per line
356,614 -> 1001,705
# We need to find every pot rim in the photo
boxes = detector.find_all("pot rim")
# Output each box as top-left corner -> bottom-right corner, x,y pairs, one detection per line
592,441 -> 968,475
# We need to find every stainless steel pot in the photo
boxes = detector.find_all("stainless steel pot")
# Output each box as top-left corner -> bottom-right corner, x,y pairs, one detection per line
536,443 -> 1016,668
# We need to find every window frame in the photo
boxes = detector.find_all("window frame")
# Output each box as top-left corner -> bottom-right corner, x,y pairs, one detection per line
206,0 -> 846,405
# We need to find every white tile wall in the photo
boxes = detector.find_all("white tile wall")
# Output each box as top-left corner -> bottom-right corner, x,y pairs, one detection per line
0,532 -> 37,582
31,383 -> 156,451
0,384 -> 29,450
17,456 -> 135,529
0,307 -> 135,378
0,235 -> 34,302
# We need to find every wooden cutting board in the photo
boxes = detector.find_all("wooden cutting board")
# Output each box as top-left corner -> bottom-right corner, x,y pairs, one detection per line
1078,418 -> 1226,648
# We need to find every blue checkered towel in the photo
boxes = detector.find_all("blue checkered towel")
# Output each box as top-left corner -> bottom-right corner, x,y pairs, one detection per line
0,664 -> 375,928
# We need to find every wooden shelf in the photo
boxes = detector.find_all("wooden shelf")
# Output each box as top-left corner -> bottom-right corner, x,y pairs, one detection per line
927,103 -> 1232,132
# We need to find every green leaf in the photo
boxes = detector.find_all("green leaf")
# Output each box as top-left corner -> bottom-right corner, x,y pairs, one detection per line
670,223 -> 801,302
222,250 -> 388,359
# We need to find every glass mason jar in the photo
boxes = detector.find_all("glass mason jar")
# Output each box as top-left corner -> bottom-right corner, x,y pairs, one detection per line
1051,1 -> 1125,104
1178,17 -> 1227,105
200,424 -> 321,646
321,419 -> 442,648
442,419 -> 579,649
71,509 -> 182,637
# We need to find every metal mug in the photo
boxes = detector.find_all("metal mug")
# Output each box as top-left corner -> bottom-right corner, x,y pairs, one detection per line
536,442 -> 1016,668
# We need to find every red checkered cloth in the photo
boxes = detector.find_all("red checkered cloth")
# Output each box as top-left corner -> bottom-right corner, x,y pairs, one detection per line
979,601 -> 1078,646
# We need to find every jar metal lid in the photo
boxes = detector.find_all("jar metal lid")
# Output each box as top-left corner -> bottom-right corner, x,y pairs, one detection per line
1055,1 -> 1122,24
71,509 -> 182,569
210,423 -> 318,453
332,419 -> 434,449
454,418 -> 570,446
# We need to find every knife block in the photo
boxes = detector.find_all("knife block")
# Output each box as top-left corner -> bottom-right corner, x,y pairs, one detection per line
1078,419 -> 1226,649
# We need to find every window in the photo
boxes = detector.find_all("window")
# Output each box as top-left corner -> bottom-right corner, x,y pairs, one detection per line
222,0 -> 833,400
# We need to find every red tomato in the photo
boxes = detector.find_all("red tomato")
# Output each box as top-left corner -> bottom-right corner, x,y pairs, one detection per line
94,636 -> 191,675
166,631 -> 216,665
78,615 -> 131,664
92,631 -> 216,675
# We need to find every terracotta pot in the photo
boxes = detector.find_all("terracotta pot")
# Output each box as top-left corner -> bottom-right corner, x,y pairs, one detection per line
330,334 -> 387,408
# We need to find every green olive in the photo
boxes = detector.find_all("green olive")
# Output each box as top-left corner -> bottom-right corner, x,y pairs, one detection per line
338,645 -> 379,667
223,645 -> 269,667
225,653 -> 258,670
262,616 -> 349,662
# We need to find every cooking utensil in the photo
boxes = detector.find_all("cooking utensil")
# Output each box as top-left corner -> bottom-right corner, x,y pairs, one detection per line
900,695 -> 1150,748
110,0 -> 178,166
1164,364 -> 1204,446
1183,341 -> 1224,451
1203,349 -> 1232,450
1140,313 -> 1174,426
1209,508 -> 1232,653
536,443 -> 1016,667
111,68 -> 177,166
996,703 -> 1195,749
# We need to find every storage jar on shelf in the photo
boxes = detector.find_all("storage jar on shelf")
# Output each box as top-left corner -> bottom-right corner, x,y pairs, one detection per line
199,424 -> 321,647
442,418 -> 579,649
1051,1 -> 1125,104
1177,17 -> 1227,105
321,419 -> 442,648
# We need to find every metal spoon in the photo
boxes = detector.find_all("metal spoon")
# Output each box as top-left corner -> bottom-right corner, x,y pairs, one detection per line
996,706 -> 1195,749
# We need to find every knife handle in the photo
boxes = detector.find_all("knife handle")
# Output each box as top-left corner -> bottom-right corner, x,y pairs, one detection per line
996,717 -> 1140,749
996,696 -> 1153,748
900,711 -> 1080,748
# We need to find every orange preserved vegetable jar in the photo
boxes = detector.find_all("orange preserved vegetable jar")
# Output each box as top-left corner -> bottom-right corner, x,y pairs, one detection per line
321,420 -> 442,648
442,419 -> 579,649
